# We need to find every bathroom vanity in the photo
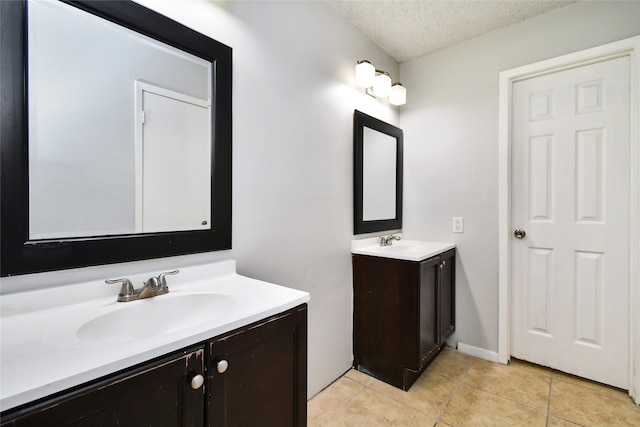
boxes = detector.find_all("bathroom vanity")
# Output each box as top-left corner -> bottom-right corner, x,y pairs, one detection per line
0,261 -> 309,426
352,239 -> 455,390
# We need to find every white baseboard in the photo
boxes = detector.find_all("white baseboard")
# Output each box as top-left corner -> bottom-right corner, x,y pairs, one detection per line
457,342 -> 500,363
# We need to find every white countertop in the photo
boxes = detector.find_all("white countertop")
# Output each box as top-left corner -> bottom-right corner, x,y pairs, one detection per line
352,236 -> 455,261
0,260 -> 310,412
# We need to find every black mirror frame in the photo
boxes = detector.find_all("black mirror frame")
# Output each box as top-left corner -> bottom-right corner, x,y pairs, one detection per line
353,110 -> 403,235
0,0 -> 232,276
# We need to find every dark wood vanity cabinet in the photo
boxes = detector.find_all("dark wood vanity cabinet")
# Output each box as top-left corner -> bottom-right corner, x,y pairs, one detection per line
1,305 -> 308,427
352,249 -> 455,391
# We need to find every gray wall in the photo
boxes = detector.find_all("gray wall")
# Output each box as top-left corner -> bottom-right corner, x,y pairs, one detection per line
400,0 -> 640,356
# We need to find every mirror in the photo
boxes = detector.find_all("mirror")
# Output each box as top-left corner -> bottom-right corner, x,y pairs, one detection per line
28,0 -> 213,238
353,110 -> 403,235
0,0 -> 232,276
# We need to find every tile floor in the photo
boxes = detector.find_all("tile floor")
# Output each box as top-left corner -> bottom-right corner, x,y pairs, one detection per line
308,347 -> 640,426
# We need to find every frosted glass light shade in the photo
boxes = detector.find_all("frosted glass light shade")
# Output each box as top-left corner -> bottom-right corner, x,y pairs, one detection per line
373,73 -> 391,97
389,83 -> 406,106
355,60 -> 375,88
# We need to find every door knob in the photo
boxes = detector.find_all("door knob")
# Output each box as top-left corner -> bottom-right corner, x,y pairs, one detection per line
216,359 -> 229,374
514,229 -> 526,239
190,374 -> 204,390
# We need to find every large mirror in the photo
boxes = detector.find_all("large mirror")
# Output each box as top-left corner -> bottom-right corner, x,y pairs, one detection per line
353,110 -> 403,234
1,0 -> 232,276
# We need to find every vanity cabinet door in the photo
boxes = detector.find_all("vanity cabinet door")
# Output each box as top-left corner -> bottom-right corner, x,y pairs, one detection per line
438,249 -> 456,345
208,304 -> 307,427
417,256 -> 440,370
1,347 -> 206,427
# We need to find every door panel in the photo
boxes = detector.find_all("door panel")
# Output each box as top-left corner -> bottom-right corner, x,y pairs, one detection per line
511,56 -> 630,388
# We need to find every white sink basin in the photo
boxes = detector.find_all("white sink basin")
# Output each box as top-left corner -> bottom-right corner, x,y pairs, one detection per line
76,293 -> 235,343
351,240 -> 455,261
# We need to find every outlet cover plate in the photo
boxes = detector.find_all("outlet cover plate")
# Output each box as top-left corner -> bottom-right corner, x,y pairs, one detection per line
453,217 -> 463,233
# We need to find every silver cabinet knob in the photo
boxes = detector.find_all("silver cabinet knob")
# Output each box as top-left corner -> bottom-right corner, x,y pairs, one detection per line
217,360 -> 229,374
190,374 -> 204,390
514,229 -> 527,239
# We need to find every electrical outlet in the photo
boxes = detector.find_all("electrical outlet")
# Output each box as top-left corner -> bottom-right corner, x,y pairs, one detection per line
452,217 -> 463,233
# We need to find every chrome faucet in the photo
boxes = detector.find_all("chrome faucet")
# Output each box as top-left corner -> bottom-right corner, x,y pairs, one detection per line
106,270 -> 179,302
379,234 -> 401,247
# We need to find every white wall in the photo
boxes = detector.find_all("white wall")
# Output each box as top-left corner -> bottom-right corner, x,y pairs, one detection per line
400,0 -> 640,356
2,0 -> 399,399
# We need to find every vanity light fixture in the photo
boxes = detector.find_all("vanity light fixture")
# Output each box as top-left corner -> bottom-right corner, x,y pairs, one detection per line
355,59 -> 406,106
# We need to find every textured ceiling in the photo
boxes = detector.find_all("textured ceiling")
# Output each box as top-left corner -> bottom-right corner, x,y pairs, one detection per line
329,0 -> 577,62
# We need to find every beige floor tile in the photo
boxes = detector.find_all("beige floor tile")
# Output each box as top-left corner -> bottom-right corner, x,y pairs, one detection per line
307,377 -> 365,425
426,347 -> 474,380
309,352 -> 640,426
553,370 -> 629,400
509,357 -> 552,378
550,379 -> 640,426
323,387 -> 436,427
463,359 -> 551,411
440,384 -> 547,427
343,368 -> 373,385
366,369 -> 458,418
548,417 -> 583,426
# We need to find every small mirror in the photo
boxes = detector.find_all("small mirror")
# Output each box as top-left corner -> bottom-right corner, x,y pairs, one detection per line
353,110 -> 403,234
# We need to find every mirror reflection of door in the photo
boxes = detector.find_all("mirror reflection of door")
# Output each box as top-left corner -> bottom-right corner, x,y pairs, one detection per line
363,127 -> 397,221
136,84 -> 211,233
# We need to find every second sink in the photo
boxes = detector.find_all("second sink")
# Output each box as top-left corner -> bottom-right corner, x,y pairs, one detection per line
351,239 -> 456,262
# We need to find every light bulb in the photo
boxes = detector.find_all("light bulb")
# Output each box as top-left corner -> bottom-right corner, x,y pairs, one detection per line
355,60 -> 375,88
389,83 -> 406,106
373,73 -> 391,97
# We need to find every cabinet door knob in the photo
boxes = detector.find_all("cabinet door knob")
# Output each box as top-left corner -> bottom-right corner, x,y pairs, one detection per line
217,360 -> 229,374
190,374 -> 204,390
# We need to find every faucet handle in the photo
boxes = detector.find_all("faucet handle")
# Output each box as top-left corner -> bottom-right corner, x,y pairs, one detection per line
157,269 -> 179,289
145,276 -> 160,289
105,278 -> 135,298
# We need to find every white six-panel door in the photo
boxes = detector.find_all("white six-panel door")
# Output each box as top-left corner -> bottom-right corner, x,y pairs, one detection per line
510,56 -> 630,388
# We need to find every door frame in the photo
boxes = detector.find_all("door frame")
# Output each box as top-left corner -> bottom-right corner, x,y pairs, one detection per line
498,36 -> 640,402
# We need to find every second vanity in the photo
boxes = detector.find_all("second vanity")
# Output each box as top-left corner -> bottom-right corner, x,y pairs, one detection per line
352,238 -> 455,391
0,260 -> 309,426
